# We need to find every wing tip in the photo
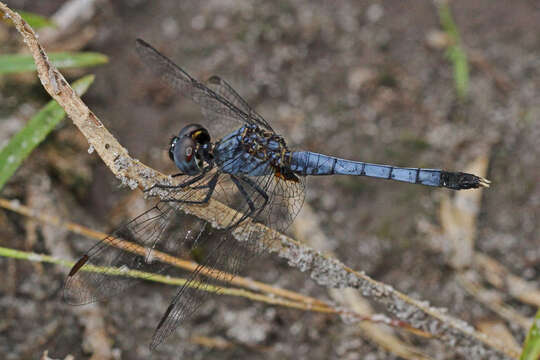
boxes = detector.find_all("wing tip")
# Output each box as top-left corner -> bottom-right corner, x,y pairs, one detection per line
68,254 -> 89,276
63,279 -> 87,306
135,38 -> 158,58
63,255 -> 92,305
135,38 -> 148,47
207,75 -> 222,84
149,303 -> 174,350
149,339 -> 161,351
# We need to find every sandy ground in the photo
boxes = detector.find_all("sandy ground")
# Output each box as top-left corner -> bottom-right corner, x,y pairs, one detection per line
1,1 -> 539,359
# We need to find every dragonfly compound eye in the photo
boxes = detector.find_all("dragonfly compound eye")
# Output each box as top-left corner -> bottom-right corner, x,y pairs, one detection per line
178,123 -> 211,144
168,136 -> 179,162
171,135 -> 201,175
185,146 -> 193,161
170,124 -> 212,175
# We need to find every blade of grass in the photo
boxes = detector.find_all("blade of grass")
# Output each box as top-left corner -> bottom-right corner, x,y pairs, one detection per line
0,244 -> 431,335
0,245 -> 352,313
0,75 -> 94,190
0,197 -> 327,308
0,52 -> 108,74
520,309 -> 540,360
437,2 -> 469,100
18,10 -> 55,29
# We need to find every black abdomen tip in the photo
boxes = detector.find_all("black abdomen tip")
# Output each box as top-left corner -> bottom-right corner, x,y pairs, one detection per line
440,171 -> 491,190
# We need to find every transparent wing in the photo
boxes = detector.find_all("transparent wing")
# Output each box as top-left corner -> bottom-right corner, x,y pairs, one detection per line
64,204 -> 207,305
148,174 -> 305,349
65,126 -> 304,347
149,224 -> 260,349
248,171 -> 306,236
63,164 -> 257,306
141,165 -> 304,348
204,75 -> 273,132
64,198 -> 265,349
135,39 -> 273,139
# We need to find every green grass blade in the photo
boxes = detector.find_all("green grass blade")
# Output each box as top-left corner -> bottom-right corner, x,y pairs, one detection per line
18,10 -> 55,29
0,245 -> 214,292
0,52 -> 108,74
520,309 -> 540,360
0,75 -> 95,190
438,2 -> 469,100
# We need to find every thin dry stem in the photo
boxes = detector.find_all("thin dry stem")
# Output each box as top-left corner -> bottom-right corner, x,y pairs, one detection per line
457,272 -> 532,332
189,336 -> 234,350
475,253 -> 540,308
0,3 -> 518,359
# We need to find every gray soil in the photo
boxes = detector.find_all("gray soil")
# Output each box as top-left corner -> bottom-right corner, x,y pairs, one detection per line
1,1 -> 539,359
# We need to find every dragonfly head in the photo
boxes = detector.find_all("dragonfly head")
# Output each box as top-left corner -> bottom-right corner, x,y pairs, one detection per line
169,124 -> 211,175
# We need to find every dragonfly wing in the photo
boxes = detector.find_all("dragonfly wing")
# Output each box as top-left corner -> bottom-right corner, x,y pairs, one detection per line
204,75 -> 273,132
214,153 -> 306,239
149,226 -> 258,349
64,174 -> 302,348
63,171 -> 231,306
135,39 -> 258,136
64,204 -> 207,305
145,163 -> 304,348
243,171 -> 306,236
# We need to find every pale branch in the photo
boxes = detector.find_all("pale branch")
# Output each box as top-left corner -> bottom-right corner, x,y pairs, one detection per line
0,3 -> 518,359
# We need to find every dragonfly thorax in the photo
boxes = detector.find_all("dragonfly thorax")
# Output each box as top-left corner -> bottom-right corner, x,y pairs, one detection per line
169,124 -> 213,175
212,124 -> 299,181
240,125 -> 290,166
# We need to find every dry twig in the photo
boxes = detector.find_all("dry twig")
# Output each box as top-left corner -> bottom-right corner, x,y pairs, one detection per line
475,253 -> 540,308
457,272 -> 532,332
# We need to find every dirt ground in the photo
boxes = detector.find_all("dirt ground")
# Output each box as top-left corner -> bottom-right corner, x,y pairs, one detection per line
1,1 -> 539,359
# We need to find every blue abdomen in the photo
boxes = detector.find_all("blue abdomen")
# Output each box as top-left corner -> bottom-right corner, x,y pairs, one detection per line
289,151 -> 443,187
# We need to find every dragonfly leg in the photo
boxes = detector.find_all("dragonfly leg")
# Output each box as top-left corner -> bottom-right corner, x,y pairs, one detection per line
229,175 -> 257,222
144,168 -> 210,193
238,176 -> 269,217
224,176 -> 259,229
160,172 -> 219,205
231,175 -> 269,222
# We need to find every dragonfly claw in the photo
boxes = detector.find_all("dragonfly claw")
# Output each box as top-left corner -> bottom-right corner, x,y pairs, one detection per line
477,176 -> 491,188
143,184 -> 156,193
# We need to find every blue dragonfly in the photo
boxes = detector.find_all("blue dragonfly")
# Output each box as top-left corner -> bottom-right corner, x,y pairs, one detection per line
64,39 -> 490,349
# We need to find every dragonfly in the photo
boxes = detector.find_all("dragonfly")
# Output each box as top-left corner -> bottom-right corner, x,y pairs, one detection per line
64,39 -> 490,350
